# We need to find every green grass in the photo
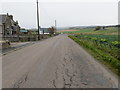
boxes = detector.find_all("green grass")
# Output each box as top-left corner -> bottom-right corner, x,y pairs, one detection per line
87,27 -> 119,35
59,27 -> 119,35
69,35 -> 120,76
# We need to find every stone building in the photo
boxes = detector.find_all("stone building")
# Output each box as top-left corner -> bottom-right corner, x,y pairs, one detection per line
0,13 -> 20,41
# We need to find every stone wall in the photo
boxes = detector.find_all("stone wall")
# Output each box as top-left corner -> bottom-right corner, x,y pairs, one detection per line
0,40 -> 10,50
3,34 -> 51,42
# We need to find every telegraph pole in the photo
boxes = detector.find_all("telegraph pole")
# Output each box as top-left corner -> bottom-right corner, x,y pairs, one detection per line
55,20 -> 57,33
37,0 -> 40,40
55,20 -> 57,27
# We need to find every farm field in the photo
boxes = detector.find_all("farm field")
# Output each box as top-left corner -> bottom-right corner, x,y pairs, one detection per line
67,27 -> 120,75
58,27 -> 119,35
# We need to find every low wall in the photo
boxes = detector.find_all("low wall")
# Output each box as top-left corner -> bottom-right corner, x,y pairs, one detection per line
3,35 -> 38,42
0,40 -> 10,50
2,34 -> 57,42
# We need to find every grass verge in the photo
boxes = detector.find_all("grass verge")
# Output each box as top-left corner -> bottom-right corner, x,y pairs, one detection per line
68,35 -> 120,76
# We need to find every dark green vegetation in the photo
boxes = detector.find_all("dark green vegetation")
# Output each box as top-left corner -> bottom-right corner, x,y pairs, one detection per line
68,27 -> 120,75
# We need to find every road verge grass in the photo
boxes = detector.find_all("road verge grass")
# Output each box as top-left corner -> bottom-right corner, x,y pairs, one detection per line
68,35 -> 120,76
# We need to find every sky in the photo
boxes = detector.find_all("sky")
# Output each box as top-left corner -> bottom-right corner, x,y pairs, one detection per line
0,0 -> 119,29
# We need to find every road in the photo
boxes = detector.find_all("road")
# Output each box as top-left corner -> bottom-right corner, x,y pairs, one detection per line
2,35 -> 118,88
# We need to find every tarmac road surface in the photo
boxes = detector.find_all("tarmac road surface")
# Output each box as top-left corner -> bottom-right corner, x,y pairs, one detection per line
2,35 -> 118,88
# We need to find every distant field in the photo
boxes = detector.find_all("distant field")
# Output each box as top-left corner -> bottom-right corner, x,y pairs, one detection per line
58,27 -> 119,35
58,29 -> 92,34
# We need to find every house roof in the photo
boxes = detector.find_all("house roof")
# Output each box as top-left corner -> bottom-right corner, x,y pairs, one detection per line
0,14 -> 18,26
20,29 -> 28,32
0,15 -> 7,25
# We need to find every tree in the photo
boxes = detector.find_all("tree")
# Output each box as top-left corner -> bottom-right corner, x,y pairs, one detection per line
95,26 -> 101,30
103,26 -> 105,30
48,27 -> 56,34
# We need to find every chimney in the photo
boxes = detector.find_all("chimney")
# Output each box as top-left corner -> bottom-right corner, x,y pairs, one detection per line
9,15 -> 13,20
16,20 -> 18,24
7,13 -> 9,16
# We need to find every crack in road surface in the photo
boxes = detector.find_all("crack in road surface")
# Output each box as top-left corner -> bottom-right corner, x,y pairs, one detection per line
52,49 -> 91,88
52,66 -> 58,88
13,73 -> 28,88
3,35 -> 118,88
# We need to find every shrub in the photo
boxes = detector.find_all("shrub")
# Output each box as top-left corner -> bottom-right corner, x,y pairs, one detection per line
95,26 -> 101,30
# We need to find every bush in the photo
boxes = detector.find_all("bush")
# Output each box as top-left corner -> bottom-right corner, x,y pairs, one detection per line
95,26 -> 101,30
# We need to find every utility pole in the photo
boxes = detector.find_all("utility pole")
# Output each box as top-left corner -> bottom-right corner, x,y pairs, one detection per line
55,20 -> 57,33
55,20 -> 57,27
37,0 -> 40,40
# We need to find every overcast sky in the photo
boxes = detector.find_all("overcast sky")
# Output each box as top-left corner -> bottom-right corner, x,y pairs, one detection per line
0,0 -> 119,29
